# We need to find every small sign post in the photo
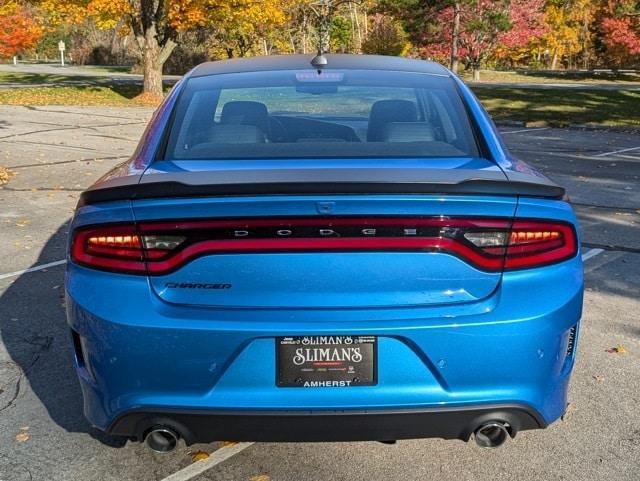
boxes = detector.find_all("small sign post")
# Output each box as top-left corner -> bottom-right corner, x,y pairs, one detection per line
58,40 -> 65,67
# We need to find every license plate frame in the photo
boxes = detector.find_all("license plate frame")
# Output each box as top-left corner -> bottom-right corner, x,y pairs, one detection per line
276,335 -> 377,388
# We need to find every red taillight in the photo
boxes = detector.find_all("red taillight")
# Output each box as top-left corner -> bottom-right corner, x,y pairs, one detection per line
504,221 -> 577,269
72,226 -> 146,273
71,225 -> 185,274
71,218 -> 577,275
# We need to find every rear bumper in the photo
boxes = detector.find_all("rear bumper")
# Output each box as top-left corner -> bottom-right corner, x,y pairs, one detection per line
109,405 -> 546,444
66,251 -> 583,443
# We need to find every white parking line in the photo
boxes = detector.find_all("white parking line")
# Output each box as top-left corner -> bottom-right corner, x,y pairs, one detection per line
502,127 -> 550,135
594,146 -> 640,157
582,248 -> 604,262
0,259 -> 66,281
160,442 -> 254,481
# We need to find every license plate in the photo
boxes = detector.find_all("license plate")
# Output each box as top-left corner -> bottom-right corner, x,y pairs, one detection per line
276,336 -> 377,387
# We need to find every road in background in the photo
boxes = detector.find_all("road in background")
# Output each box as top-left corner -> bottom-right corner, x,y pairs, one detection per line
0,106 -> 638,481
3,63 -> 640,90
0,64 -> 181,89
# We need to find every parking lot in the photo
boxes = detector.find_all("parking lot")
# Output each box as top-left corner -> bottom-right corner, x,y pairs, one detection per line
0,105 -> 638,481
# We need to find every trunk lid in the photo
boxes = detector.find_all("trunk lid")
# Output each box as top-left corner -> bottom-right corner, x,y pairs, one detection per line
131,159 -> 518,309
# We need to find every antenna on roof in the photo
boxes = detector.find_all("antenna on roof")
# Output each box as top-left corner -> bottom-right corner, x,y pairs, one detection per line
311,52 -> 328,71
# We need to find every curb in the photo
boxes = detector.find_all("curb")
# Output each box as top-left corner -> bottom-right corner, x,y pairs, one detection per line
496,121 -> 640,133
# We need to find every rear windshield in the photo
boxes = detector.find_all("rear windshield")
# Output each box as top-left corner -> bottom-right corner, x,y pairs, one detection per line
165,69 -> 480,160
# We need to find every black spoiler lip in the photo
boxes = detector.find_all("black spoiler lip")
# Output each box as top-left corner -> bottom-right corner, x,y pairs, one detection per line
78,169 -> 565,207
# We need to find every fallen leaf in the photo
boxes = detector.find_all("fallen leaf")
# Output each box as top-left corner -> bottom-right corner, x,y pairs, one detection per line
605,345 -> 627,354
561,402 -> 574,422
190,451 -> 209,462
250,475 -> 271,481
15,219 -> 30,227
15,432 -> 29,443
592,375 -> 605,383
221,441 -> 238,447
0,166 -> 14,184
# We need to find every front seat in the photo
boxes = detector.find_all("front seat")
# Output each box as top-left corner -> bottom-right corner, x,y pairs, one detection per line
220,101 -> 270,139
367,99 -> 418,142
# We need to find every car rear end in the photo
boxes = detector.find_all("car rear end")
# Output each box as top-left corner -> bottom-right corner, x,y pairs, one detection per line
65,55 -> 583,449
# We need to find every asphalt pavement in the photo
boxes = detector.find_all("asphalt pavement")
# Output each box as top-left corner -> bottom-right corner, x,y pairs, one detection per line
0,106 -> 638,481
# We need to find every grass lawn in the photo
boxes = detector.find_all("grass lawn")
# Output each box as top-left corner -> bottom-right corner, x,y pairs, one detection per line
0,71 -> 96,85
0,85 -> 154,106
472,86 -> 640,127
0,80 -> 174,106
460,69 -> 640,84
0,70 -> 639,127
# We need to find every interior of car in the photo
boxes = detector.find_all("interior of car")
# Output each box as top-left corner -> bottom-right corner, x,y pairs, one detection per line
166,75 -> 479,160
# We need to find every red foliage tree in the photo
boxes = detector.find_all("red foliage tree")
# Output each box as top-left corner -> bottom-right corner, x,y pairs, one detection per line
420,1 -> 513,80
500,0 -> 546,50
598,0 -> 640,66
600,16 -> 640,65
0,4 -> 43,59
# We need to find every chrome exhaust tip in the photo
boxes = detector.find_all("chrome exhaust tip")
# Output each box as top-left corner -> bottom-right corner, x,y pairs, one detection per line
145,427 -> 179,453
474,422 -> 510,448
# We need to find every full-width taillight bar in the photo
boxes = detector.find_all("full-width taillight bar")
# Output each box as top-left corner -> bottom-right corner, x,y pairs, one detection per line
70,217 -> 578,275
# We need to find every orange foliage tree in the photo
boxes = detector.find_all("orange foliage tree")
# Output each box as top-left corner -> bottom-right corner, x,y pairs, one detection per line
37,0 -> 295,97
37,0 -> 218,97
0,2 -> 43,59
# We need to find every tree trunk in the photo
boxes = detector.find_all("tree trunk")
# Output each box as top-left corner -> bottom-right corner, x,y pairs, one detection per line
302,12 -> 308,54
582,14 -> 589,70
352,3 -> 362,53
550,50 -> 559,70
450,2 -> 461,74
472,64 -> 481,81
143,52 -> 163,98
132,1 -> 177,98
138,27 -> 175,97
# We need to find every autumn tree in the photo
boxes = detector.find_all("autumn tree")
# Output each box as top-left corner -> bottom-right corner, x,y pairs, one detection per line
412,1 -> 510,79
495,0 -> 546,67
205,0 -> 290,58
461,1 -> 511,79
599,0 -> 640,66
541,0 -> 596,69
37,0 -> 223,97
0,1 -> 43,60
286,0 -> 315,54
379,1 -> 511,75
361,13 -> 409,55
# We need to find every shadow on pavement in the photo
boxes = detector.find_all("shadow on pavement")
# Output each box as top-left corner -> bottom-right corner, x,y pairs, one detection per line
0,222 -> 125,447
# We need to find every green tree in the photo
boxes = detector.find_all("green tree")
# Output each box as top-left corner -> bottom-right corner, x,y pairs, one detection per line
361,13 -> 409,55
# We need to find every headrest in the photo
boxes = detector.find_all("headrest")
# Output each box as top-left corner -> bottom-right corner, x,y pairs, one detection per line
367,100 -> 418,141
220,101 -> 269,133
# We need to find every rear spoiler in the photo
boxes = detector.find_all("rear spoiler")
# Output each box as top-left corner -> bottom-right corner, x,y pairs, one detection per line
78,168 -> 565,206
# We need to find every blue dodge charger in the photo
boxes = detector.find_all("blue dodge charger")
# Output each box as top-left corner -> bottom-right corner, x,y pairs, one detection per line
65,54 -> 583,452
